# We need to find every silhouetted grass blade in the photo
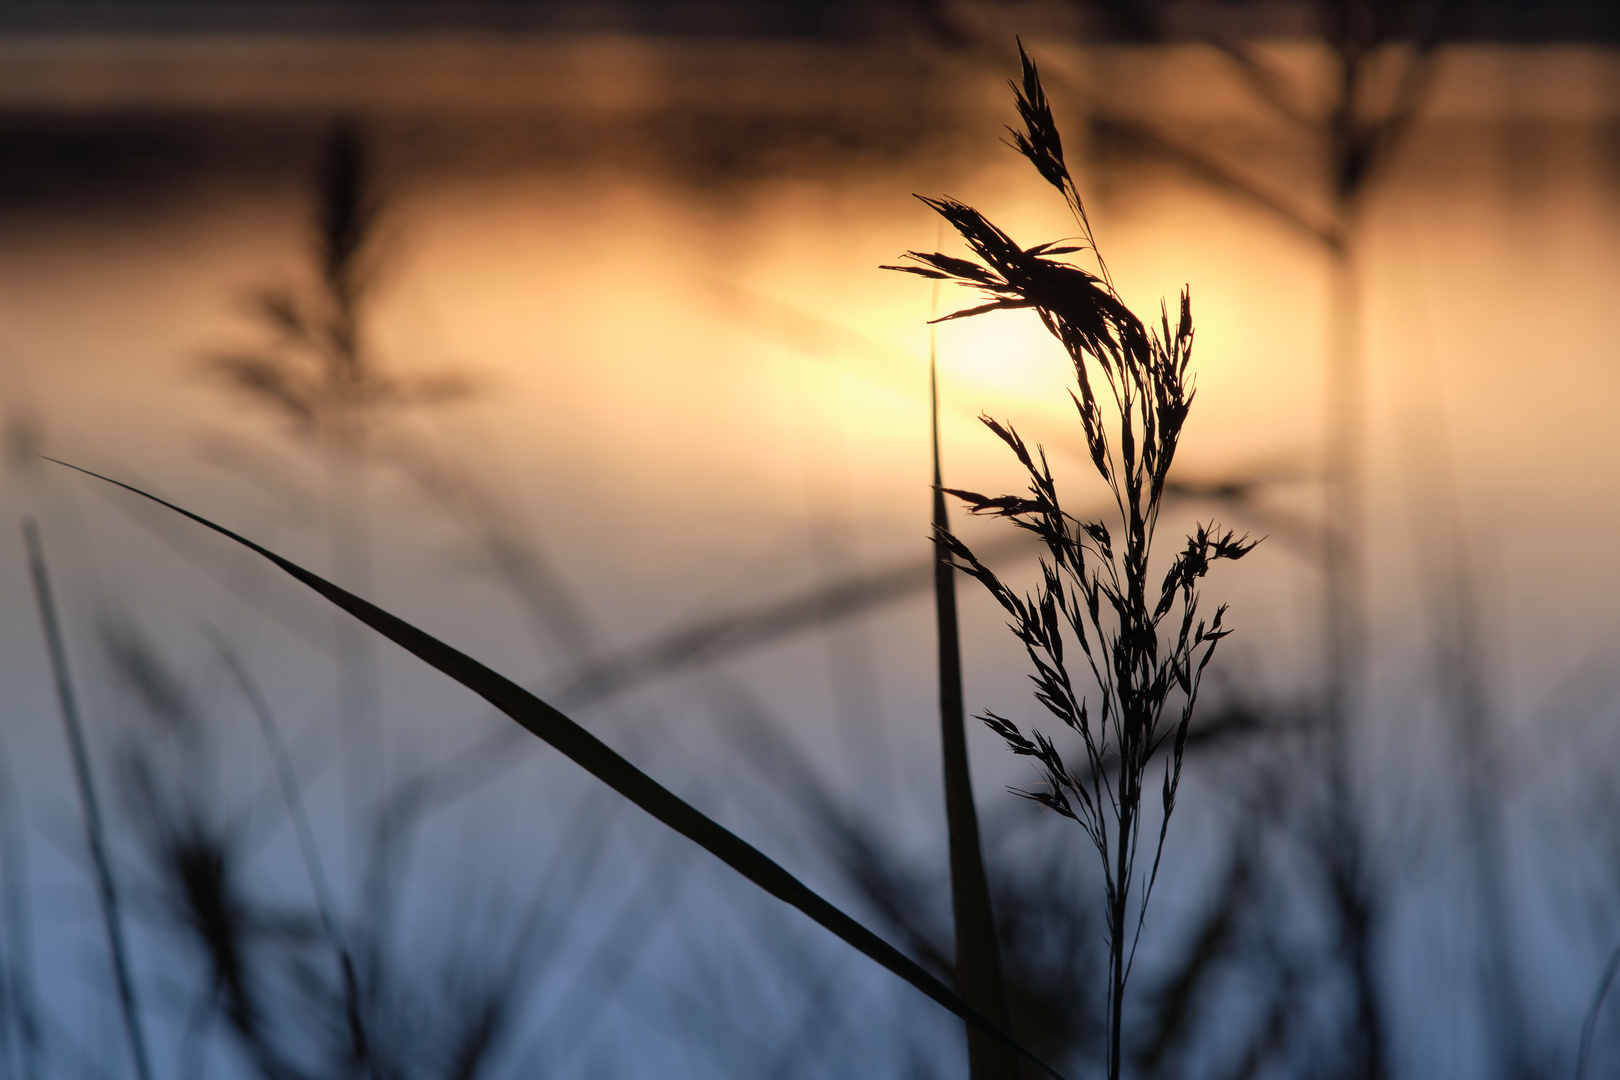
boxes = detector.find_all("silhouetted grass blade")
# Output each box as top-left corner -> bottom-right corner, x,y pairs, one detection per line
47,459 -> 1067,1080
930,279 -> 1018,1080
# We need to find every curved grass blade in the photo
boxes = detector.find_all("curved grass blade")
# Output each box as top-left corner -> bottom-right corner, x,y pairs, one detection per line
46,459 -> 1068,1080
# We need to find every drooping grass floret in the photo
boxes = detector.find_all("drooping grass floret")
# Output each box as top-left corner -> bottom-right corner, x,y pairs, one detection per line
885,43 -> 1254,1080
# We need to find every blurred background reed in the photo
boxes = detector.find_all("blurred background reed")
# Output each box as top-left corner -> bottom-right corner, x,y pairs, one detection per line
1,2 -> 1619,1078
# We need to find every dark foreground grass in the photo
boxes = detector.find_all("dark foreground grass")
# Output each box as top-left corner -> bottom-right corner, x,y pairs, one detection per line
928,220 -> 1020,1080
45,455 -> 1065,1080
887,44 -> 1252,1080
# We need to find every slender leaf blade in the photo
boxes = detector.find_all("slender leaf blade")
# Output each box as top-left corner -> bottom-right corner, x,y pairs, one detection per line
49,459 -> 1067,1080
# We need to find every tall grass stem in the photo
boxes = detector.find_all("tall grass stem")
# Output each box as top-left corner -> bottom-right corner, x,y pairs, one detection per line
0,713 -> 41,1080
21,519 -> 152,1080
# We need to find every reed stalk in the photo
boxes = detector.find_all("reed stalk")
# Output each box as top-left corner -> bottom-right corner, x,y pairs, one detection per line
210,123 -> 466,841
21,520 -> 153,1080
0,694 -> 41,1080
887,45 -> 1252,1079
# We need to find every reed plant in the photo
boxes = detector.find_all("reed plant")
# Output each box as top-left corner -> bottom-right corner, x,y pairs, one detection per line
209,122 -> 468,835
887,45 -> 1252,1080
